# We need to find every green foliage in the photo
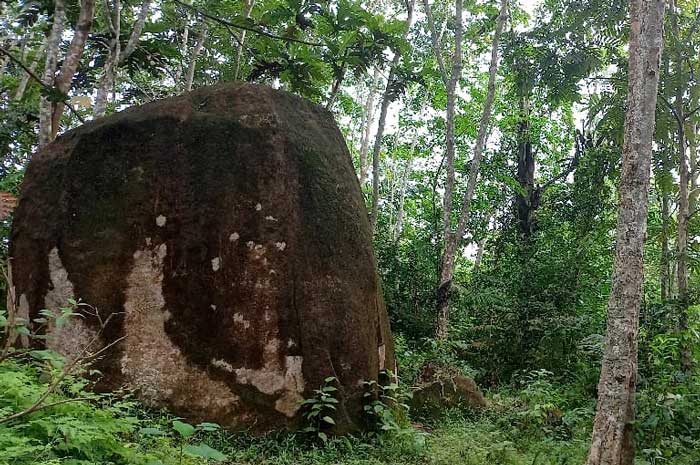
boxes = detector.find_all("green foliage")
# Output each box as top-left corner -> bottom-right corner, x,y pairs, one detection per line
300,376 -> 340,443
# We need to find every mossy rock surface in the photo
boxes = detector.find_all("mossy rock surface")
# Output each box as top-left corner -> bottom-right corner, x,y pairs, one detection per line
9,83 -> 394,433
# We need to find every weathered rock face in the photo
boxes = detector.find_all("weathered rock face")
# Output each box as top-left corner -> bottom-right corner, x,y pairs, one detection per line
9,83 -> 394,432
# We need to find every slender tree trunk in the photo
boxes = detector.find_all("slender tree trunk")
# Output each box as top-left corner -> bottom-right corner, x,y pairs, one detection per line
94,0 -> 121,117
326,62 -> 347,110
14,42 -> 45,101
94,0 -> 151,117
39,0 -> 66,146
120,0 -> 151,63
434,0 -> 508,339
515,93 -> 539,236
175,17 -> 190,86
585,0 -> 665,463
670,0 -> 692,374
185,22 -> 208,92
473,237 -> 487,273
233,0 -> 255,81
423,0 -> 462,235
49,0 -> 96,140
393,159 -> 412,241
359,68 -> 380,183
369,0 -> 416,230
661,183 -> 671,300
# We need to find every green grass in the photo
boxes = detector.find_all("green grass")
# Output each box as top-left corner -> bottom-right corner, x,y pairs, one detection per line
2,357 -> 699,465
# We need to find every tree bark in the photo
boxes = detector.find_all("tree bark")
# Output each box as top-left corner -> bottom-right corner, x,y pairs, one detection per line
369,0 -> 416,231
14,42 -> 45,101
326,62 -> 347,110
434,0 -> 508,339
39,0 -> 66,146
233,0 -> 255,81
586,0 -> 665,463
49,0 -> 96,140
393,158 -> 412,241
184,22 -> 208,92
94,0 -> 152,117
670,0 -> 692,374
359,68 -> 380,184
94,0 -> 121,118
515,93 -> 539,236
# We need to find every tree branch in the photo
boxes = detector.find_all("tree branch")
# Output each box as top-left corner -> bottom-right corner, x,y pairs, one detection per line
172,0 -> 323,47
0,47 -> 85,124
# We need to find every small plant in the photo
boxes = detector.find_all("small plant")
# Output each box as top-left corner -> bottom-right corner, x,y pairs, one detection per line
362,371 -> 426,452
140,419 -> 227,464
300,376 -> 339,443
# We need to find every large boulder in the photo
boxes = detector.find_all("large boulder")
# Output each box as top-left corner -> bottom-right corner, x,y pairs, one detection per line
9,83 -> 394,432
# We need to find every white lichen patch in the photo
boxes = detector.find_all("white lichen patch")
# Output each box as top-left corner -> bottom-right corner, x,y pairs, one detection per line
246,241 -> 255,250
233,313 -> 251,329
255,203 -> 262,211
229,232 -> 240,242
274,242 -> 286,251
156,215 -> 167,227
378,344 -> 386,371
44,247 -> 97,359
211,257 -> 221,272
210,304 -> 217,311
265,215 -> 278,222
121,242 -> 239,413
234,339 -> 305,417
211,358 -> 234,372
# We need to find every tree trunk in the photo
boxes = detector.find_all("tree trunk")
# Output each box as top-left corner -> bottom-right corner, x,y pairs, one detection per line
185,22 -> 208,92
585,0 -> 665,463
94,0 -> 151,117
393,158 -> 412,241
434,0 -> 508,339
670,0 -> 691,374
660,182 -> 671,300
369,0 -> 416,231
39,0 -> 65,147
473,237 -> 487,273
515,93 -> 539,236
359,68 -> 380,184
49,0 -> 96,140
14,42 -> 45,101
94,0 -> 121,118
233,0 -> 255,81
326,62 -> 347,110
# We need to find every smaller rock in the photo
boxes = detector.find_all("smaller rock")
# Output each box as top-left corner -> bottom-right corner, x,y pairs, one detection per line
411,375 -> 488,418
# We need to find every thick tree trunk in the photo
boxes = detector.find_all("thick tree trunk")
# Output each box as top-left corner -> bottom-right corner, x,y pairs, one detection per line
585,0 -> 665,463
185,22 -> 208,92
39,0 -> 65,147
369,0 -> 416,231
434,0 -> 508,339
359,68 -> 380,183
49,0 -> 96,140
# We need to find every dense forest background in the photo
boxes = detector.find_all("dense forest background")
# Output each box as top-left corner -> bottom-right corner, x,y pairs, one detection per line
1,0 -> 699,464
